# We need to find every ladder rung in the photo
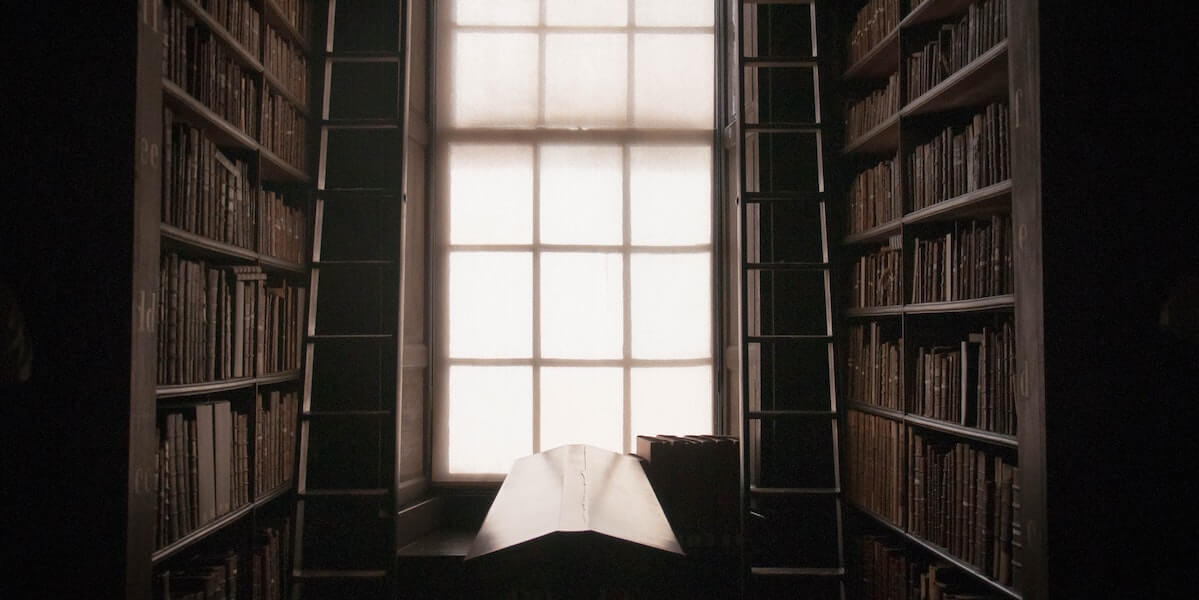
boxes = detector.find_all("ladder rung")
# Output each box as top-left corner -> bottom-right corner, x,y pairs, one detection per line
322,119 -> 403,130
745,261 -> 830,271
312,260 -> 397,266
318,187 -> 401,195
300,488 -> 389,497
746,335 -> 832,342
303,410 -> 392,418
747,410 -> 837,419
324,55 -> 403,63
751,567 -> 845,578
742,56 -> 819,67
743,191 -> 825,202
294,569 -> 388,579
745,123 -> 822,133
308,333 -> 396,341
750,486 -> 840,496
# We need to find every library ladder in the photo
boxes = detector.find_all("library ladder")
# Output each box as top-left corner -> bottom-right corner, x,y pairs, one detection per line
735,1 -> 845,598
291,1 -> 413,598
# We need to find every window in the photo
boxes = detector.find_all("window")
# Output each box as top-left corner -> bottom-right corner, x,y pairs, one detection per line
433,0 -> 717,481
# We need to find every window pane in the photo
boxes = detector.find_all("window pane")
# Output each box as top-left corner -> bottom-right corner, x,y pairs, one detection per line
541,252 -> 623,359
631,252 -> 711,358
634,34 -> 714,129
545,34 -> 628,128
635,0 -> 714,27
449,144 -> 533,244
630,366 -> 713,447
546,0 -> 628,26
449,252 -> 532,358
540,145 -> 623,245
443,366 -> 533,476
630,145 -> 711,245
453,0 -> 538,26
451,33 -> 538,127
539,367 -> 623,453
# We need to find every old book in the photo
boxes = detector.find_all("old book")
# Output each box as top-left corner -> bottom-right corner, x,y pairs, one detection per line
213,401 -> 233,516
194,403 -> 217,526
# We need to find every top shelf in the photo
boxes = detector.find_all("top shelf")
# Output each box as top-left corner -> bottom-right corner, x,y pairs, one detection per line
900,0 -> 979,29
902,41 -> 1009,118
178,0 -> 263,73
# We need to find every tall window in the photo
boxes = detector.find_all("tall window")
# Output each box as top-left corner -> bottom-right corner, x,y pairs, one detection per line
434,0 -> 716,481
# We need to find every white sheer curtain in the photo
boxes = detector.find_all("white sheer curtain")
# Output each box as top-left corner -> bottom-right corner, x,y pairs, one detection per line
434,0 -> 715,481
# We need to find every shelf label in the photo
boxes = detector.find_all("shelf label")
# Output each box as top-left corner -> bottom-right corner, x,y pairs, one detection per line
138,135 -> 160,172
139,0 -> 161,33
136,289 -> 157,334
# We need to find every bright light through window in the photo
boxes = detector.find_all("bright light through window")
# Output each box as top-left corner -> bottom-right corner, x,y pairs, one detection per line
435,0 -> 715,481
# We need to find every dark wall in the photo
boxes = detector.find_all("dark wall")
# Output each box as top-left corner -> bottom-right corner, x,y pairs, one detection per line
1036,2 -> 1198,596
3,4 -> 140,597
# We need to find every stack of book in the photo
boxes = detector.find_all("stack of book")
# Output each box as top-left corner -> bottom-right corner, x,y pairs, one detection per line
907,101 -> 1010,211
262,89 -> 308,171
848,157 -> 901,235
912,320 -> 1016,435
847,322 -> 904,411
850,243 -> 904,308
910,216 -> 1012,304
633,434 -> 739,556
163,111 -> 257,249
904,0 -> 1008,102
846,73 -> 900,140
155,400 -> 250,548
847,0 -> 901,66
253,389 -> 298,497
847,410 -> 906,526
265,26 -> 308,107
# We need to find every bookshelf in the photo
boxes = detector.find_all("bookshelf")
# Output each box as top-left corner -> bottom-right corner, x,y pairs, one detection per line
141,0 -> 316,598
837,0 -> 1029,598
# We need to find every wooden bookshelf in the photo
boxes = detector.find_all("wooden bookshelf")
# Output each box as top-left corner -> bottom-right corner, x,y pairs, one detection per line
837,0 -> 1032,597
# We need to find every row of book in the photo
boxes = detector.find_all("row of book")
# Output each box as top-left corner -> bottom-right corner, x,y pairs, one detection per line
908,101 -> 1011,211
262,89 -> 308,172
194,0 -> 261,57
156,401 -> 250,548
155,520 -> 292,600
847,323 -> 903,411
633,434 -> 739,556
847,0 -> 901,67
254,390 -> 298,497
846,73 -> 900,141
847,157 -> 901,235
273,0 -> 313,40
847,410 -> 907,526
850,243 -> 903,308
909,432 -> 1017,586
847,411 -> 1019,588
905,0 -> 1008,102
265,25 -> 309,108
157,256 -> 305,385
164,0 -> 260,138
912,320 -> 1016,435
163,110 -> 256,250
853,535 -> 1006,599
257,191 -> 307,265
910,216 -> 1012,304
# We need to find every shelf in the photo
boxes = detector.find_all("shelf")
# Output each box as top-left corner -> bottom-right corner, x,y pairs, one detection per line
177,0 -> 264,73
264,70 -> 310,118
847,402 -> 905,421
258,253 -> 308,275
257,370 -> 302,386
264,0 -> 312,56
844,113 -> 899,155
848,403 -> 1018,448
844,28 -> 900,81
900,0 -> 977,29
903,180 -> 1012,226
160,224 -> 258,263
904,294 -> 1015,315
157,371 -> 300,398
163,80 -> 258,151
152,481 -> 294,564
848,502 -> 1022,600
901,41 -> 1009,118
157,377 -> 257,398
844,305 -> 903,318
844,219 -> 902,245
905,413 -> 1018,448
259,147 -> 311,183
